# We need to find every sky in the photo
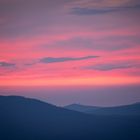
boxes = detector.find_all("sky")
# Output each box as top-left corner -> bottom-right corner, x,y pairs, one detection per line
0,85 -> 140,106
0,0 -> 140,105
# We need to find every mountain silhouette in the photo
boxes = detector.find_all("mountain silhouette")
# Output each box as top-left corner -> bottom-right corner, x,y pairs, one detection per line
0,95 -> 140,140
64,103 -> 140,116
65,104 -> 100,112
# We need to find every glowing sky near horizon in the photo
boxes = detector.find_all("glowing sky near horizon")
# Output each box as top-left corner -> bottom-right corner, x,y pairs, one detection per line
0,0 -> 140,86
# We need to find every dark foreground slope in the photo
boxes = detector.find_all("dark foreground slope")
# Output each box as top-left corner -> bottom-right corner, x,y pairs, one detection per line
0,96 -> 140,140
65,103 -> 140,115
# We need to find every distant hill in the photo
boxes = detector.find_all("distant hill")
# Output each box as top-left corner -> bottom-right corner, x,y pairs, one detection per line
0,95 -> 140,140
65,104 -> 100,112
64,103 -> 140,116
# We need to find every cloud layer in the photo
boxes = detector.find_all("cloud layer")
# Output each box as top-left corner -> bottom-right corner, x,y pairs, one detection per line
0,0 -> 140,85
0,61 -> 15,67
84,62 -> 140,71
40,56 -> 99,64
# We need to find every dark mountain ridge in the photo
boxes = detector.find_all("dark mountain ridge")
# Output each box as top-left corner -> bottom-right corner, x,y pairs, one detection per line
65,103 -> 100,112
64,103 -> 140,115
0,95 -> 140,140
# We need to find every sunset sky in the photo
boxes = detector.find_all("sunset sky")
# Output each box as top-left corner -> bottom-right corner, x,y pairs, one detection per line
0,0 -> 140,86
0,0 -> 140,105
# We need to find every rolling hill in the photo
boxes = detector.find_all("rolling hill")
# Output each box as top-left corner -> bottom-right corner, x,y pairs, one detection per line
64,103 -> 140,116
0,95 -> 140,140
